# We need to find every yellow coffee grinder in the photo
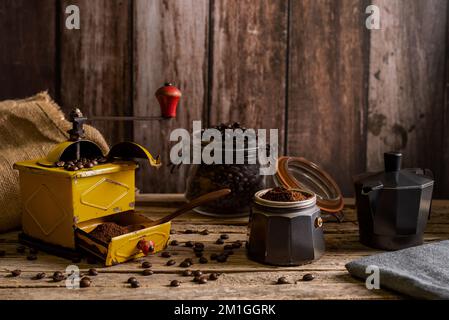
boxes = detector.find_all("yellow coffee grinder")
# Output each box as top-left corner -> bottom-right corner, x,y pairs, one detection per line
13,84 -> 182,266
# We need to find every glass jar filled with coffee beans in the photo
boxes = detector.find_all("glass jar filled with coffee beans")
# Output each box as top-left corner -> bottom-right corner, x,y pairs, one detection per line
185,123 -> 268,217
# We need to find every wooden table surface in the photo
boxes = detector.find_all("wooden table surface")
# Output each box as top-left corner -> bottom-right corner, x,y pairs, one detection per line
1,198 -> 448,300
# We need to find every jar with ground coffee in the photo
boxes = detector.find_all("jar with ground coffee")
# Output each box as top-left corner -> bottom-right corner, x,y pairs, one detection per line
185,123 -> 268,217
247,187 -> 325,266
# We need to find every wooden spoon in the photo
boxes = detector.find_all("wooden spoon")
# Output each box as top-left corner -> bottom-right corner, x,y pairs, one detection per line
128,188 -> 231,231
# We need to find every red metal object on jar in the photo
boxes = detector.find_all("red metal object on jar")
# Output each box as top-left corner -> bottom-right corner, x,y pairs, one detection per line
155,83 -> 182,118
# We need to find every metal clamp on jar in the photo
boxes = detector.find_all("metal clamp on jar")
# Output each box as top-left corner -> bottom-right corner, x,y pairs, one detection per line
247,188 -> 325,266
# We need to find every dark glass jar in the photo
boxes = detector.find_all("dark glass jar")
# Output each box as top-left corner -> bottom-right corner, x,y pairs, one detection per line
185,144 -> 266,217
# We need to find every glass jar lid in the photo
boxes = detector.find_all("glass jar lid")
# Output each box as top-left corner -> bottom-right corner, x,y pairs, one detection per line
275,156 -> 344,214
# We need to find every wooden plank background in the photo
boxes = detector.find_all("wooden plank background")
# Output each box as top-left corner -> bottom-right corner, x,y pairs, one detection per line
1,0 -> 449,197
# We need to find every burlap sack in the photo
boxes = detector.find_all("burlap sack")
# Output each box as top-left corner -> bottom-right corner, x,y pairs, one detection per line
0,92 -> 109,233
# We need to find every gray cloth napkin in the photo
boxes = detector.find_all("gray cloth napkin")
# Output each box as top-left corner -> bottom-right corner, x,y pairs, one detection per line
345,240 -> 449,299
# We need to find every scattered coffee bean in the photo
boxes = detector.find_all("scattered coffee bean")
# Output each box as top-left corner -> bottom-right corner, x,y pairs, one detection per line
223,249 -> 234,256
88,268 -> 98,276
195,252 -> 203,258
11,269 -> 21,277
199,257 -> 208,264
29,248 -> 38,254
210,253 -> 218,260
85,162 -> 94,169
194,242 -> 205,249
209,273 -> 220,281
180,261 -> 191,268
26,255 -> 37,261
170,229 -> 176,235
182,270 -> 193,277
184,258 -> 194,265
142,269 -> 153,276
77,163 -> 84,169
200,229 -> 209,235
128,277 -> 138,284
55,161 -> 65,167
0,250 -> 5,257
224,244 -> 233,250
131,281 -> 140,288
52,271 -> 65,282
166,259 -> 176,266
215,238 -> 224,245
185,241 -> 194,247
184,229 -> 194,234
141,261 -> 152,268
169,240 -> 179,246
193,247 -> 204,253
193,276 -> 201,282
161,251 -> 172,258
216,255 -> 227,263
80,277 -> 91,288
16,245 -> 26,253
170,280 -> 181,287
302,273 -> 315,282
92,160 -> 98,166
198,277 -> 208,284
277,277 -> 289,285
232,241 -> 242,249
32,272 -> 46,280
193,270 -> 203,277
220,234 -> 229,240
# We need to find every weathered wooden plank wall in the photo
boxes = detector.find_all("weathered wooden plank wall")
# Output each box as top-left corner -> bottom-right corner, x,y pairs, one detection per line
59,0 -> 133,145
287,0 -> 370,195
133,0 -> 209,193
0,0 -> 56,100
368,0 -> 448,197
208,0 -> 288,154
1,0 -> 449,197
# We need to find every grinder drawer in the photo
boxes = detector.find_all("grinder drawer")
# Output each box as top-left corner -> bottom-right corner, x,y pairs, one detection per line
75,211 -> 170,266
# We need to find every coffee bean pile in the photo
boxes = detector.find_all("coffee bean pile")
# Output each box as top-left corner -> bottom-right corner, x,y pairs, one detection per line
186,164 -> 264,215
186,122 -> 266,216
55,157 -> 107,171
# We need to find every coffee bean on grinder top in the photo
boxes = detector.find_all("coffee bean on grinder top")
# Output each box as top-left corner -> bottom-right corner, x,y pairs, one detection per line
186,123 -> 265,217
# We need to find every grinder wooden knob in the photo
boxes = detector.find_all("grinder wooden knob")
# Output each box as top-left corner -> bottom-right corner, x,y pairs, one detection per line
155,82 -> 182,118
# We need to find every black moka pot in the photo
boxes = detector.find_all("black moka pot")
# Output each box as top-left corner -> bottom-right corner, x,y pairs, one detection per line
354,152 -> 434,251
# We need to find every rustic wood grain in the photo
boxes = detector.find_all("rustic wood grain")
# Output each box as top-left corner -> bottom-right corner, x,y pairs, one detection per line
133,0 -> 209,193
59,0 -> 133,146
0,0 -> 56,100
0,271 -> 397,300
208,0 -> 288,154
1,201 -> 448,299
287,0 -> 369,196
367,0 -> 448,197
